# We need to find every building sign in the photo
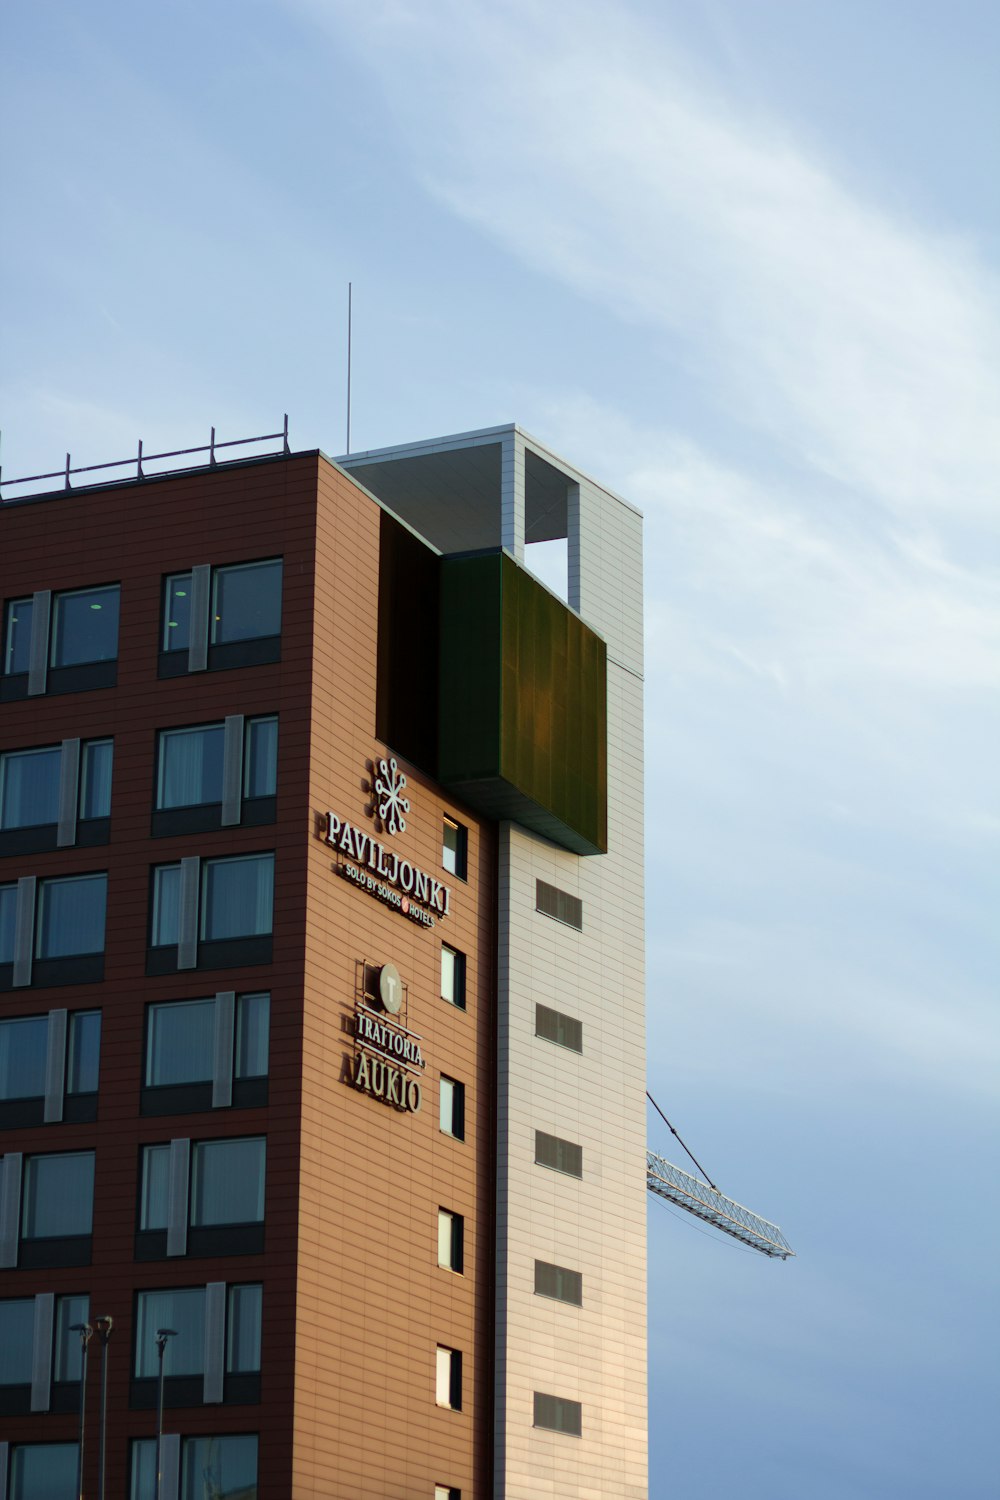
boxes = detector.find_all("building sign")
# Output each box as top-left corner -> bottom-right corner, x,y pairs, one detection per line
351,964 -> 423,1113
325,811 -> 451,926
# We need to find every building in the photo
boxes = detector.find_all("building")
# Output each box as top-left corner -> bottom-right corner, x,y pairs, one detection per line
0,424 -> 647,1500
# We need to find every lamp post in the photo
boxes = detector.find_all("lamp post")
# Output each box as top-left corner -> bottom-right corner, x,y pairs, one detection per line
153,1328 -> 177,1500
68,1322 -> 94,1500
93,1315 -> 113,1500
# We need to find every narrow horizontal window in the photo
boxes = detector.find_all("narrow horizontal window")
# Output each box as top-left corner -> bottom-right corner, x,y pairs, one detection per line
533,1390 -> 582,1435
534,1259 -> 583,1306
535,880 -> 582,931
10,1442 -> 80,1497
535,1003 -> 583,1053
534,1130 -> 583,1179
130,1433 -> 258,1500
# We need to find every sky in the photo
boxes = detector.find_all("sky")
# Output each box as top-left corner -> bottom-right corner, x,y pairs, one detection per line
2,1 -> 998,1496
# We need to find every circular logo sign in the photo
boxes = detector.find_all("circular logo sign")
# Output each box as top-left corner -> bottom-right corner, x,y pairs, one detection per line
378,962 -> 403,1014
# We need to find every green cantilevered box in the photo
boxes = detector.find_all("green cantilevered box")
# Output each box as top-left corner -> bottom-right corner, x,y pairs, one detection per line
438,550 -> 607,856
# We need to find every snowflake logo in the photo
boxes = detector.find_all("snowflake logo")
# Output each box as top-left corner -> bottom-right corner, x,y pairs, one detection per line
374,756 -> 410,836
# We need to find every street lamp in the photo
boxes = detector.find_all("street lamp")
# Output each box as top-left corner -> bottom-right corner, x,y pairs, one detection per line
153,1327 -> 177,1500
93,1315 -> 113,1500
68,1322 -> 94,1500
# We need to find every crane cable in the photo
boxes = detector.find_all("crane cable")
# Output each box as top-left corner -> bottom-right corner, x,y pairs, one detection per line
645,1090 -> 718,1191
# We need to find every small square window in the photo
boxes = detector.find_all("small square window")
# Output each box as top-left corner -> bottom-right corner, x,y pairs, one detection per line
201,854 -> 274,942
440,945 -> 466,1009
157,725 -> 226,809
0,747 -> 61,830
36,874 -> 108,960
437,1209 -> 464,1274
212,560 -> 283,645
9,1442 -> 80,1499
0,1016 -> 48,1100
442,818 -> 467,879
439,1077 -> 465,1141
21,1151 -> 95,1240
435,1345 -> 462,1410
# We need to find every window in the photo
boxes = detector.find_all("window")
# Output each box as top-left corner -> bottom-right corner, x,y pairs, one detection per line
442,817 -> 467,879
534,1131 -> 583,1178
3,598 -> 33,675
0,1293 -> 89,1413
130,1434 -> 258,1500
0,873 -> 107,988
440,944 -> 466,1009
50,586 -> 120,667
535,1003 -> 583,1053
36,874 -> 107,958
536,879 -> 583,931
22,1152 -> 95,1240
534,1260 -> 583,1306
533,1390 -> 582,1435
0,1298 -> 35,1386
0,740 -> 112,855
437,1209 -> 464,1274
435,1489 -> 461,1500
0,1010 -> 100,1127
439,1077 -> 465,1141
149,854 -> 274,973
8,1443 -> 79,1500
132,1284 -> 261,1405
0,1150 -> 95,1268
435,1345 -> 462,1410
153,716 -> 277,835
143,992 -> 269,1113
161,557 -> 282,677
2,585 -> 120,700
138,1136 -> 266,1258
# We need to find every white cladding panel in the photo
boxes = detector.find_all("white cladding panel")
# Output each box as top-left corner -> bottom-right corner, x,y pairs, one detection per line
495,474 -> 647,1500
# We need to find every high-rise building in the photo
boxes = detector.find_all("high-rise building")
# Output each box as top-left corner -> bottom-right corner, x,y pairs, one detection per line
0,424 -> 647,1500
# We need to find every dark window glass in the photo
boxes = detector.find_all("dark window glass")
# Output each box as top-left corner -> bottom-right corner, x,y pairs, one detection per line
156,726 -> 225,809
534,1130 -> 583,1179
151,866 -> 180,947
0,1299 -> 35,1384
10,1442 -> 79,1500
235,994 -> 270,1078
190,1138 -> 265,1225
162,574 -> 193,652
201,855 -> 274,941
0,747 -> 61,829
442,817 -> 467,879
211,560 -> 282,644
130,1436 -> 258,1500
226,1285 -> 262,1373
135,1288 -> 205,1377
139,1145 -> 170,1230
50,586 -> 120,667
0,1016 -> 47,1099
67,1012 -> 101,1095
146,999 -> 215,1085
535,880 -> 583,931
0,883 -> 16,962
21,1152 -> 95,1239
533,1391 -> 582,1435
53,1295 -> 89,1380
535,1003 -> 583,1053
244,717 -> 278,798
3,599 -> 33,675
79,741 -> 113,820
36,874 -> 107,959
534,1260 -> 583,1306
439,1077 -> 465,1140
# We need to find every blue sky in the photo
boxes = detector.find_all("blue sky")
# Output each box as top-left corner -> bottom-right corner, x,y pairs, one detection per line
3,2 -> 998,1496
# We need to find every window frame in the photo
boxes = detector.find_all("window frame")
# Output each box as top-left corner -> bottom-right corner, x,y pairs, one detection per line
440,943 -> 466,1010
442,817 -> 468,880
158,557 -> 283,679
439,1076 -> 466,1141
141,992 -> 270,1116
152,716 -> 277,839
533,1390 -> 583,1436
2,584 -> 120,701
147,854 -> 274,976
131,1282 -> 262,1408
437,1208 -> 465,1275
534,1130 -> 583,1179
0,738 -> 112,859
135,1135 -> 267,1261
435,1345 -> 463,1411
0,875 -> 108,991
534,1002 -> 583,1054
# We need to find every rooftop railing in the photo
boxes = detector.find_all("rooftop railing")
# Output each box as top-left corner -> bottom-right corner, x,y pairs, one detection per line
0,416 -> 291,503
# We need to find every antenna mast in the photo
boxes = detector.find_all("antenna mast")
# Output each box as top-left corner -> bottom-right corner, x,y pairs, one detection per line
346,282 -> 352,455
